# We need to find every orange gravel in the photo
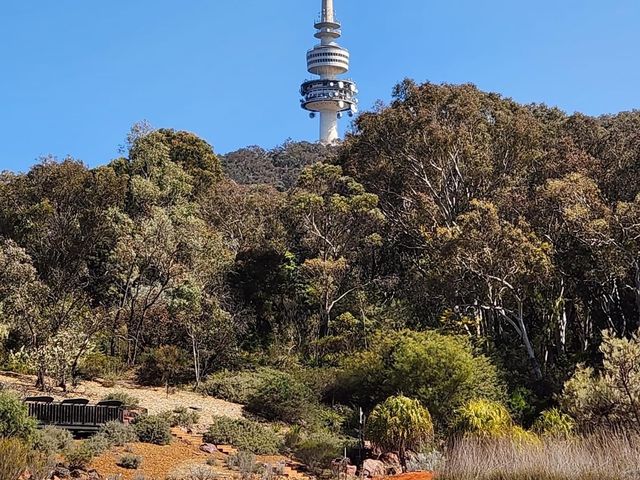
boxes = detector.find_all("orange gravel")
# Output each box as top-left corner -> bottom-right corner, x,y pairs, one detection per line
383,473 -> 435,480
90,442 -> 216,480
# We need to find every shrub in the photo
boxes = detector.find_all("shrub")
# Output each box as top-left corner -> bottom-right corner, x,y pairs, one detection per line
65,444 -> 96,470
168,407 -> 200,429
200,368 -> 281,404
227,451 -> 256,480
33,426 -> 73,456
455,399 -> 514,438
84,432 -> 113,455
137,345 -> 191,389
292,431 -> 343,473
134,414 -> 172,445
246,371 -> 318,424
367,395 -> 434,470
100,421 -> 137,446
118,454 -> 142,469
101,391 -> 140,409
561,330 -> 640,432
204,416 -> 282,454
78,352 -> 125,380
0,391 -> 37,441
333,330 -> 505,430
0,438 -> 29,480
532,408 -> 576,439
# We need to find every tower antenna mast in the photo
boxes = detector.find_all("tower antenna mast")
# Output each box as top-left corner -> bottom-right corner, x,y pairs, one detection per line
300,0 -> 358,144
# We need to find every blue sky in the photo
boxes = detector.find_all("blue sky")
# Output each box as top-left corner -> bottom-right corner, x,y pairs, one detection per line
1,0 -> 639,172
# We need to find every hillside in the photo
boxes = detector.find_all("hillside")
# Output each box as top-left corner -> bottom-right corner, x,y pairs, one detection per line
2,80 -> 640,479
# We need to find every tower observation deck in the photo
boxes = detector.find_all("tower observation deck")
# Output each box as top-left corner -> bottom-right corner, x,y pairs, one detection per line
300,0 -> 358,145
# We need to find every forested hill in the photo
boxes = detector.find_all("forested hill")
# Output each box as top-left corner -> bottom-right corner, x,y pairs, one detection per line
221,140 -> 335,190
1,80 -> 640,424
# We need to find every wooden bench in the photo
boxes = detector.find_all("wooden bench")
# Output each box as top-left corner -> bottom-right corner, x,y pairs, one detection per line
26,399 -> 125,432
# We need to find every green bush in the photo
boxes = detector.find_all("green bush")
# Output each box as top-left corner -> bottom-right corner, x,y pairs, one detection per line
227,451 -> 256,480
167,407 -> 200,429
134,414 -> 172,445
200,368 -> 282,404
334,330 -> 505,430
117,454 -> 142,469
65,444 -> 96,470
100,421 -> 137,446
292,431 -> 343,473
532,408 -> 576,439
136,345 -> 191,387
0,438 -> 29,480
33,426 -> 73,456
367,395 -> 434,469
246,372 -> 317,424
0,391 -> 37,441
455,399 -> 514,438
78,352 -> 125,380
203,416 -> 282,455
101,391 -> 140,409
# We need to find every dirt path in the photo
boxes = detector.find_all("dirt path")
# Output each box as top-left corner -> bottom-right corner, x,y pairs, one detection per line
0,371 -> 244,427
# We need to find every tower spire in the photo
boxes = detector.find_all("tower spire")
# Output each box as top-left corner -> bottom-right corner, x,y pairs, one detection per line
322,0 -> 335,23
299,0 -> 358,145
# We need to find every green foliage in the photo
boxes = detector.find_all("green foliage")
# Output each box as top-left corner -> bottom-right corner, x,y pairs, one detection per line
167,407 -> 200,429
78,352 -> 125,380
203,417 -> 282,455
455,399 -> 514,438
117,454 -> 142,469
561,330 -> 640,432
532,409 -> 576,439
101,391 -> 140,409
200,368 -> 282,404
5,84 -> 640,451
246,371 -> 318,424
33,426 -> 73,456
0,391 -> 37,441
99,421 -> 138,446
366,395 -> 434,468
227,450 -> 256,480
291,431 -> 344,473
0,437 -> 30,480
137,345 -> 190,388
65,443 -> 97,470
336,330 -> 504,429
134,414 -> 172,445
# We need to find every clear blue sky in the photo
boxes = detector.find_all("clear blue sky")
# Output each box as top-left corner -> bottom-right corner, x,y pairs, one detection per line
1,0 -> 639,172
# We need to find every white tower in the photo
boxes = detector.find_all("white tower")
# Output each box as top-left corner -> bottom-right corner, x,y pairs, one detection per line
300,0 -> 358,145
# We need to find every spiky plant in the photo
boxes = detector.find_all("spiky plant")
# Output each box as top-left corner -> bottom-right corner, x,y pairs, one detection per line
366,395 -> 434,470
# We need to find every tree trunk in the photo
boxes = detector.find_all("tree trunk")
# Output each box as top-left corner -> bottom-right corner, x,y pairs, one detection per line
516,301 -> 543,381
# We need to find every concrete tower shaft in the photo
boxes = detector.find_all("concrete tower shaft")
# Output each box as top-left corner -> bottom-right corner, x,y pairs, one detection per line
300,0 -> 358,145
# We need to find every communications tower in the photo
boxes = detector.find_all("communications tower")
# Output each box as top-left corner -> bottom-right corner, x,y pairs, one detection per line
300,0 -> 358,145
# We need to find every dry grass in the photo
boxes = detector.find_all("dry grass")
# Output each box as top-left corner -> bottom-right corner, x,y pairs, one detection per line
438,433 -> 640,480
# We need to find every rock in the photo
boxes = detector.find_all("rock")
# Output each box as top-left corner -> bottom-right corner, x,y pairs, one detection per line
200,443 -> 219,454
346,465 -> 358,477
53,467 -> 71,479
361,459 -> 386,477
380,452 -> 402,475
380,452 -> 401,466
190,405 -> 203,411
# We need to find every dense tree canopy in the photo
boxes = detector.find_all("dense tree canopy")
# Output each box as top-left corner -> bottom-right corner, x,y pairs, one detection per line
1,82 -> 640,429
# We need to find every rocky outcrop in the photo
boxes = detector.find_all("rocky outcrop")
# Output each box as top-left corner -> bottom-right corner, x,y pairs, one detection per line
361,459 -> 386,477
